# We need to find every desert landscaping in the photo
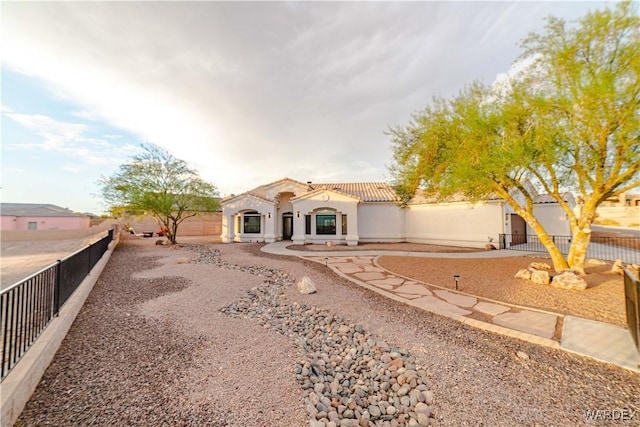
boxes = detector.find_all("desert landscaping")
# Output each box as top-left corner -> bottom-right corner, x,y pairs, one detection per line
10,234 -> 640,426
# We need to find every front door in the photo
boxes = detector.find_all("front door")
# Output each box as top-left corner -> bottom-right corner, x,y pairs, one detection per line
510,214 -> 527,245
283,215 -> 293,240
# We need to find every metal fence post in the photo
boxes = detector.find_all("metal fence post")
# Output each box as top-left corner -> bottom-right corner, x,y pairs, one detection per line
54,260 -> 61,317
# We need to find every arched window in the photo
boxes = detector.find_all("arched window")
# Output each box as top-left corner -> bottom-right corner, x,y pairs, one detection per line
243,211 -> 261,234
316,209 -> 336,235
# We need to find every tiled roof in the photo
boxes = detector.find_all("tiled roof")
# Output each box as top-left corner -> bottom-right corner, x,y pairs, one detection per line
224,179 -> 401,204
224,178 -> 574,206
231,178 -> 309,201
410,190 -> 572,205
408,190 -> 500,205
259,177 -> 309,190
310,182 -> 400,202
245,192 -> 276,203
221,191 -> 272,203
535,193 -> 574,204
1,203 -> 85,217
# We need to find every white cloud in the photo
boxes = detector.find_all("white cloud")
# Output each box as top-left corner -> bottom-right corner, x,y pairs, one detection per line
1,1 -> 607,198
3,111 -> 130,167
102,134 -> 123,140
60,164 -> 84,174
6,112 -> 87,149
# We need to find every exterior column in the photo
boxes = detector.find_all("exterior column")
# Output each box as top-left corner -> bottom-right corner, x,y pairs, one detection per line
233,215 -> 242,242
264,209 -> 276,243
291,212 -> 305,245
346,208 -> 359,246
221,213 -> 235,243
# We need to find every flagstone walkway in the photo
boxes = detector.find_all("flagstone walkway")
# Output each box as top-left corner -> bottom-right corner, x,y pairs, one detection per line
304,255 -> 561,348
261,241 -> 640,372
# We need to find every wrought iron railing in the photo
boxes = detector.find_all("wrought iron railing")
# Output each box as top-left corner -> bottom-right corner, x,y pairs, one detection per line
499,233 -> 639,264
1,230 -> 114,381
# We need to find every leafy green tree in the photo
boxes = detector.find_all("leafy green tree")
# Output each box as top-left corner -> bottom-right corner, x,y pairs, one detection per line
101,144 -> 219,244
390,1 -> 640,273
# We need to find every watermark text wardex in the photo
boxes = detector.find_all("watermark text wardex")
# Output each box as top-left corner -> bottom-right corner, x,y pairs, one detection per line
584,409 -> 637,422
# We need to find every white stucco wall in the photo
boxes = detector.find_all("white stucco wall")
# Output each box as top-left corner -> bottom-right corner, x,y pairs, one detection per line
220,196 -> 275,243
220,179 -> 575,248
405,201 -> 504,248
291,191 -> 359,245
529,204 -> 571,236
503,203 -> 572,236
357,203 -> 405,242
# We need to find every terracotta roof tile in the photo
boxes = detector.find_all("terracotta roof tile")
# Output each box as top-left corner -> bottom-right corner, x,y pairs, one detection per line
310,182 -> 400,202
224,178 -> 574,206
225,179 -> 401,204
408,190 -> 500,205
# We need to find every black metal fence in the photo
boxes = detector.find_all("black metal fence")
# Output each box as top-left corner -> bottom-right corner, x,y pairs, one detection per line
499,233 -> 640,264
1,229 -> 114,381
624,267 -> 640,352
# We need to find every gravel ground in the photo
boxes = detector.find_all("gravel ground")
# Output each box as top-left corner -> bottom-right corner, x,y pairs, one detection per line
288,242 -> 627,326
14,237 -> 640,426
377,256 -> 627,326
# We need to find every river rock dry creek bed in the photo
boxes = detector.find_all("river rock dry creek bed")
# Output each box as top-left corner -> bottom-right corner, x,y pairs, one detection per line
13,236 -> 640,426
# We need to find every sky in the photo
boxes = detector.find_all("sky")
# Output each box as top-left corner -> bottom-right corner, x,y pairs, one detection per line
1,1 -> 613,215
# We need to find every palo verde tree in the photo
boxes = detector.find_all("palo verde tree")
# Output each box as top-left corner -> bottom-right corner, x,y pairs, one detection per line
390,1 -> 640,274
101,143 -> 219,244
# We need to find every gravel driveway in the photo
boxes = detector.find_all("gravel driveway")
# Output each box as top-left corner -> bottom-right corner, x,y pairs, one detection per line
14,237 -> 640,426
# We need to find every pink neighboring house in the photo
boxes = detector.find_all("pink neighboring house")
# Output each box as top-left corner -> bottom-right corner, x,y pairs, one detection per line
0,203 -> 90,231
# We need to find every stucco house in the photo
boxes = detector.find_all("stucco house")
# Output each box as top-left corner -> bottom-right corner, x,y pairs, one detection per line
0,203 -> 90,231
220,178 -> 574,248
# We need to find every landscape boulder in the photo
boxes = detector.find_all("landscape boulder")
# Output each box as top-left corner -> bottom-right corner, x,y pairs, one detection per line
550,271 -> 587,291
529,262 -> 551,270
514,269 -> 532,280
611,260 -> 624,275
530,269 -> 550,285
297,276 -> 317,294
